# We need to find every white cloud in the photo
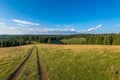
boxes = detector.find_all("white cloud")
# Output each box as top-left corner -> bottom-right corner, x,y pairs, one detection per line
0,22 -> 5,25
0,23 -> 102,35
83,24 -> 102,33
0,26 -> 18,35
88,24 -> 102,31
71,28 -> 75,31
12,19 -> 40,26
0,26 -> 16,30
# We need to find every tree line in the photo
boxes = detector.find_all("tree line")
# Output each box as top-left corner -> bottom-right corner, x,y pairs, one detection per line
0,34 -> 120,47
0,35 -> 61,47
64,34 -> 120,45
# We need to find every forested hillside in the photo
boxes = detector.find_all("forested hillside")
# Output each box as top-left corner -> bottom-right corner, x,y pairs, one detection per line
0,34 -> 120,47
61,34 -> 120,45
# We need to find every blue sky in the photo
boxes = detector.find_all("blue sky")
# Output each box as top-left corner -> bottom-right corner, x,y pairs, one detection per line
0,0 -> 120,34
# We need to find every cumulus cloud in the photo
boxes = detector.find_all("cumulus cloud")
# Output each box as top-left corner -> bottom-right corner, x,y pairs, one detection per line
46,24 -> 102,34
23,24 -> 102,34
11,27 -> 76,35
0,23 -> 102,35
12,19 -> 40,26
42,28 -> 76,33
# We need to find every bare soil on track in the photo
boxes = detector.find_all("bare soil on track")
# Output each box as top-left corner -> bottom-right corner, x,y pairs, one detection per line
8,47 -> 48,80
8,48 -> 34,80
36,47 -> 48,80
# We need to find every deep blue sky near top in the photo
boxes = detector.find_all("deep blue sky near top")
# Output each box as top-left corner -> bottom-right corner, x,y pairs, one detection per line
0,0 -> 120,34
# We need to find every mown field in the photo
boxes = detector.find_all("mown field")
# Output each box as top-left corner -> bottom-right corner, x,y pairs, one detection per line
1,44 -> 120,80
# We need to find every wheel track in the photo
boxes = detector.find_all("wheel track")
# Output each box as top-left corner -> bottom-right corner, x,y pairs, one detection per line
36,47 -> 48,80
8,47 -> 34,80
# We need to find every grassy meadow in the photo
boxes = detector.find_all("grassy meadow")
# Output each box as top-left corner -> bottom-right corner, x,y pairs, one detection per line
18,47 -> 39,80
0,45 -> 33,80
1,44 -> 120,80
37,44 -> 120,80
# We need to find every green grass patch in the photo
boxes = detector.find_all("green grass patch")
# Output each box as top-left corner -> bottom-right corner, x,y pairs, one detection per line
60,38 -> 86,44
38,46 -> 120,80
18,47 -> 39,80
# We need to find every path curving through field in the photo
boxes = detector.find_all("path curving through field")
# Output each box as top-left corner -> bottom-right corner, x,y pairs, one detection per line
8,47 -> 34,80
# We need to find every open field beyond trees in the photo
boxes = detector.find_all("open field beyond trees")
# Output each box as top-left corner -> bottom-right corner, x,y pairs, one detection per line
1,44 -> 120,80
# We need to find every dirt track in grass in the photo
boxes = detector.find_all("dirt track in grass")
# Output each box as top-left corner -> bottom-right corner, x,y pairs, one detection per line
36,47 -> 48,80
8,46 -> 48,80
8,47 -> 34,80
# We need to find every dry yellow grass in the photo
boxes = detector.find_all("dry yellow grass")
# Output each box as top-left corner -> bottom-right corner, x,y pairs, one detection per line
0,45 -> 33,80
37,44 -> 120,52
37,44 -> 120,80
1,44 -> 120,80
0,45 -> 33,59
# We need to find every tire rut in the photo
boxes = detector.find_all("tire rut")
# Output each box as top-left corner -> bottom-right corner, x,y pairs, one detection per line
8,47 -> 34,80
36,47 -> 48,80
